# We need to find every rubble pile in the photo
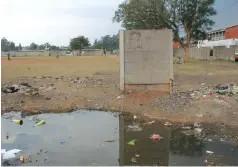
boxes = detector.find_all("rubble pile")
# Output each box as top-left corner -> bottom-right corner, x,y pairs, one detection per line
2,83 -> 39,96
152,83 -> 238,112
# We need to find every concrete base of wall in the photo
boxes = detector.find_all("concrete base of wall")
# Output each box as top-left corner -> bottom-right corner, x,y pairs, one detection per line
124,83 -> 172,93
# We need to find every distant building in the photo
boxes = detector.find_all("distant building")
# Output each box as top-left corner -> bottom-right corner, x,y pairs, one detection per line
207,25 -> 238,41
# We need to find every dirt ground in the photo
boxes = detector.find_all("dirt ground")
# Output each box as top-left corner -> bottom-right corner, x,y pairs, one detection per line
1,56 -> 238,138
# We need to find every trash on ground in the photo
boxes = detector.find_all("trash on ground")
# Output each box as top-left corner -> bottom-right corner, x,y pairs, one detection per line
164,122 -> 172,126
150,134 -> 163,140
34,120 -> 46,127
196,113 -> 203,118
116,95 -> 124,99
130,157 -> 137,163
194,128 -> 203,134
2,149 -> 22,160
133,115 -> 138,120
147,120 -> 155,125
20,156 -> 24,163
206,150 -> 214,154
12,119 -> 23,125
127,123 -> 142,132
128,140 -> 137,146
208,139 -> 213,142
104,140 -> 115,142
181,126 -> 192,130
193,122 -> 202,128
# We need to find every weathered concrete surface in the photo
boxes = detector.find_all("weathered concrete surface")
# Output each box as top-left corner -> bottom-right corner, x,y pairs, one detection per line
120,30 -> 173,93
72,49 -> 103,56
173,46 -> 238,61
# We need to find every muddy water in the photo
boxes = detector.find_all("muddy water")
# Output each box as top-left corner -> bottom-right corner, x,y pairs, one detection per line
1,111 -> 238,166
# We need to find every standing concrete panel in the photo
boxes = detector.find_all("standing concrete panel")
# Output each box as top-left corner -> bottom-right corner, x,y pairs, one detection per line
120,29 -> 173,93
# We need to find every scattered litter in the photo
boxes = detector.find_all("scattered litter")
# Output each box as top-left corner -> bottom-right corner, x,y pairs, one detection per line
116,95 -> 124,99
60,141 -> 65,145
134,154 -> 140,158
181,126 -> 192,130
193,122 -> 201,128
2,149 -> 22,160
196,113 -> 203,118
150,134 -> 163,140
127,123 -> 142,132
194,128 -> 203,134
20,156 -> 24,163
133,115 -> 138,120
34,120 -> 46,127
147,120 -> 155,125
12,119 -> 23,125
220,138 -> 225,142
128,140 -> 137,146
206,150 -> 214,154
164,122 -> 172,126
130,157 -> 137,163
201,83 -> 206,86
208,139 -> 213,142
104,140 -> 115,142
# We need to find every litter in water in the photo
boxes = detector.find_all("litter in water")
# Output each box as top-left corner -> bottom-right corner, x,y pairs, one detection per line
2,149 -> 22,160
60,141 -> 65,145
164,122 -> 172,126
34,120 -> 46,127
150,134 -> 163,140
135,154 -> 140,158
130,157 -> 137,163
20,156 -> 24,163
206,150 -> 214,154
12,119 -> 23,125
128,140 -> 137,146
127,124 -> 142,132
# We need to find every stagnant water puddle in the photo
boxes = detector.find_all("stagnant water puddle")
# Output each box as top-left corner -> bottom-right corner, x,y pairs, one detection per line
1,110 -> 238,166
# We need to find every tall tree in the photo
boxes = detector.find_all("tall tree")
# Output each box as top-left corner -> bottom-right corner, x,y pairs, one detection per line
19,43 -> 22,50
38,44 -> 45,50
29,42 -> 38,50
113,0 -> 216,60
70,36 -> 90,55
9,42 -> 16,51
1,37 -> 9,51
92,34 -> 119,50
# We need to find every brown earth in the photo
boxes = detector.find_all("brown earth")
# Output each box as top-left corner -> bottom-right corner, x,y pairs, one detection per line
1,56 -> 238,140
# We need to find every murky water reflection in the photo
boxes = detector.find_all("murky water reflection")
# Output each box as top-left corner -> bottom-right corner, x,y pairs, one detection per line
1,111 -> 238,166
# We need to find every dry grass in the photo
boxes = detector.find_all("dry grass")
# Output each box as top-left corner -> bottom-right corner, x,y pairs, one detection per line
1,56 -> 120,84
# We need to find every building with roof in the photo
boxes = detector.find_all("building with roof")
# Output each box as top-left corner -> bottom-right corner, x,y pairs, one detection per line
207,25 -> 238,41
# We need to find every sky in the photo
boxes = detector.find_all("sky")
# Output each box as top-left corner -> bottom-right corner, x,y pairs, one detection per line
0,0 -> 238,46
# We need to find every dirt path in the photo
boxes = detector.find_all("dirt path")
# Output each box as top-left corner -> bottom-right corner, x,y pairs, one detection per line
2,57 -> 238,133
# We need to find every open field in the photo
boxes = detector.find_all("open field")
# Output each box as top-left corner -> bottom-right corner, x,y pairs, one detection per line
2,56 -> 238,139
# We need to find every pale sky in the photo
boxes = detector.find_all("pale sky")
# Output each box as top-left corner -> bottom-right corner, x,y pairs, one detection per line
0,0 -> 237,46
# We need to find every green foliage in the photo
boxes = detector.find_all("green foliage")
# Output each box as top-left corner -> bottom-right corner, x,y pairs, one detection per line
1,38 -> 16,51
18,43 -> 22,50
113,0 -> 216,49
70,36 -> 90,50
92,34 -> 118,50
29,42 -> 38,50
38,44 -> 45,50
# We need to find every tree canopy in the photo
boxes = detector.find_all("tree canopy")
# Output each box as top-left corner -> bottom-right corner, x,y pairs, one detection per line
70,36 -> 90,50
113,0 -> 217,58
1,38 -> 16,51
92,34 -> 119,50
29,42 -> 38,50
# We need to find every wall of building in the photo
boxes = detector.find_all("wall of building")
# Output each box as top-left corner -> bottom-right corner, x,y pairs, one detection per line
225,25 -> 238,39
120,29 -> 173,93
72,49 -> 103,56
177,46 -> 238,61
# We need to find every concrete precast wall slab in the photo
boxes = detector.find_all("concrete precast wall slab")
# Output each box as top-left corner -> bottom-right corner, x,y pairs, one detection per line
120,30 -> 173,93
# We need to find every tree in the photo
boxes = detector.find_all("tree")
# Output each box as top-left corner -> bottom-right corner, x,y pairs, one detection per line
38,44 -> 45,50
92,34 -> 119,50
1,38 -> 16,51
29,42 -> 38,50
1,37 -> 9,51
70,36 -> 90,55
113,0 -> 216,60
19,43 -> 22,50
44,42 -> 51,50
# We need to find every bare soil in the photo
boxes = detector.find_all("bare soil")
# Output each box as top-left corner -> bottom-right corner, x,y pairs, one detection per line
2,56 -> 238,140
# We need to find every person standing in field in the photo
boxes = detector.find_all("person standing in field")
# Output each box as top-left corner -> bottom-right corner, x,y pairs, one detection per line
7,52 -> 10,60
